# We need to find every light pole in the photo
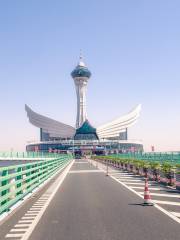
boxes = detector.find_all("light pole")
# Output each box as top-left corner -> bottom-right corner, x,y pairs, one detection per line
72,138 -> 75,159
106,160 -> 109,176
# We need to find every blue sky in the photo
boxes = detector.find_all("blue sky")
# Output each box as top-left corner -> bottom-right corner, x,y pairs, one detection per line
0,0 -> 180,151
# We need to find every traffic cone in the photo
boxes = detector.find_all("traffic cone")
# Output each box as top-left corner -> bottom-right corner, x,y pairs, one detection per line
143,178 -> 154,206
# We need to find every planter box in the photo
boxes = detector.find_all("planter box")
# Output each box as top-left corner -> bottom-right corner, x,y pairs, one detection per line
139,168 -> 144,176
148,169 -> 154,180
151,169 -> 161,182
176,170 -> 180,190
160,171 -> 175,186
159,171 -> 168,186
129,164 -> 134,173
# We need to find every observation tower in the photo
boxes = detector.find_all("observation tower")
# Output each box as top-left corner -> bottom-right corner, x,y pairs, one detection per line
25,55 -> 143,154
71,56 -> 91,128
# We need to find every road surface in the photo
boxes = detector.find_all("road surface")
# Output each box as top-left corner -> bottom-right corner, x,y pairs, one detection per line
0,159 -> 180,240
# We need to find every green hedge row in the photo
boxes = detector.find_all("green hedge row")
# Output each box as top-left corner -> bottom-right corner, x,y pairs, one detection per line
92,156 -> 180,174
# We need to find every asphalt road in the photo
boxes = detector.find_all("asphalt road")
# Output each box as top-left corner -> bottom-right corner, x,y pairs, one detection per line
0,159 -> 180,240
28,159 -> 180,240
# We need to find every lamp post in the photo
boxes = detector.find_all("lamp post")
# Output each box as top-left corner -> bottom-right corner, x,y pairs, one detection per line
72,138 -> 75,159
171,152 -> 176,184
106,159 -> 109,176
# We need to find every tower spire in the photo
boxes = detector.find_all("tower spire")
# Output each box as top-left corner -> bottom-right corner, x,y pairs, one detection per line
78,50 -> 85,67
80,49 -> 83,60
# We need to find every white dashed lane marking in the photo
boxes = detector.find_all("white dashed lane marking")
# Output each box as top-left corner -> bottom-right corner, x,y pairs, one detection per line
131,186 -> 161,190
153,200 -> 180,206
111,173 -> 137,176
21,217 -> 35,220
90,160 -> 180,224
116,179 -> 143,182
74,162 -> 88,164
26,211 -> 39,214
10,229 -> 26,232
6,233 -> 24,238
137,192 -> 180,198
69,170 -> 103,173
115,176 -> 136,179
120,182 -> 148,185
18,220 -> 33,223
14,224 -> 30,228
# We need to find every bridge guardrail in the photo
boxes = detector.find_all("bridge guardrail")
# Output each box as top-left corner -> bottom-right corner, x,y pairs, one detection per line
0,152 -> 61,159
0,154 -> 72,215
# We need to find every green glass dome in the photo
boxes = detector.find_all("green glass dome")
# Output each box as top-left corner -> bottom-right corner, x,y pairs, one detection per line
71,65 -> 91,78
71,57 -> 91,78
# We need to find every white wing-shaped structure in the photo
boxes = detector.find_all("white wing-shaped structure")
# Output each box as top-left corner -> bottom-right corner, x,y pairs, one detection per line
97,104 -> 141,139
25,105 -> 76,139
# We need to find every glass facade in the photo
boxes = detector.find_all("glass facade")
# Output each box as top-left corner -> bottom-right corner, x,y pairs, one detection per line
26,141 -> 143,156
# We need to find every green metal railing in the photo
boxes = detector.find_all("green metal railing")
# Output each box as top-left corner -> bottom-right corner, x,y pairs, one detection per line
108,152 -> 180,165
0,154 -> 73,215
0,152 -> 62,159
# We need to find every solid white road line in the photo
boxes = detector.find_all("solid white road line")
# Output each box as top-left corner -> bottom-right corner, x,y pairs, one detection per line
170,212 -> 180,218
153,200 -> 180,206
138,192 -> 180,198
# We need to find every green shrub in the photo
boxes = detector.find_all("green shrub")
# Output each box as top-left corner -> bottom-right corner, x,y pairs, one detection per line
161,162 -> 174,174
150,162 -> 161,171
